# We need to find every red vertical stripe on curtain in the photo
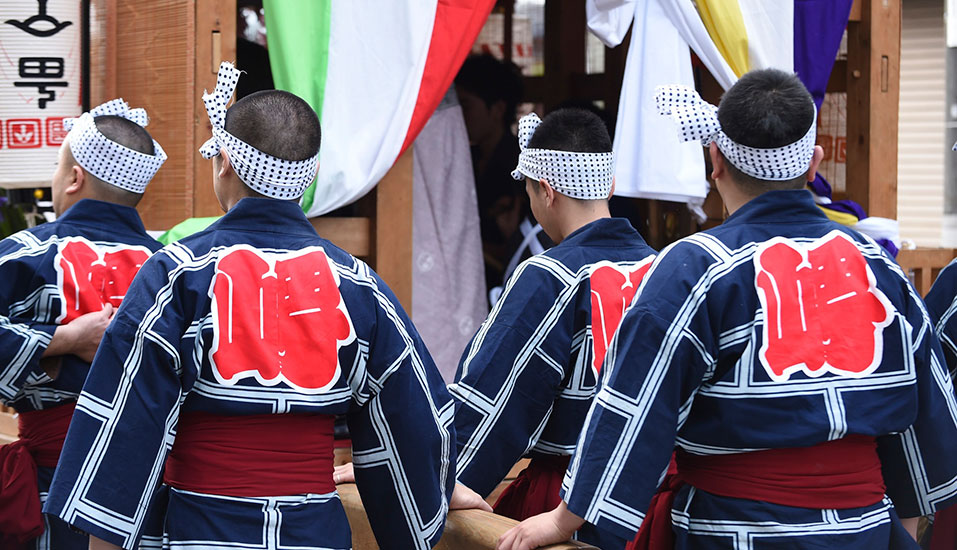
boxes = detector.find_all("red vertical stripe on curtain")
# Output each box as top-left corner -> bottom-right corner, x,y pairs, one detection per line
399,0 -> 496,154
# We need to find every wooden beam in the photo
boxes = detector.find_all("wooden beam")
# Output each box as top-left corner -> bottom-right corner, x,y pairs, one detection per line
845,0 -> 900,219
310,217 -> 372,258
373,148 -> 414,312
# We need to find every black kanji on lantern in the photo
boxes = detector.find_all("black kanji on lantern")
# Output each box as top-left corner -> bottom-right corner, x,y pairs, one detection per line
5,0 -> 73,37
14,56 -> 68,109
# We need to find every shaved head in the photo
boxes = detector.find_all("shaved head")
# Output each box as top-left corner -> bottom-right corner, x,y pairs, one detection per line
93,115 -> 155,155
224,90 -> 321,162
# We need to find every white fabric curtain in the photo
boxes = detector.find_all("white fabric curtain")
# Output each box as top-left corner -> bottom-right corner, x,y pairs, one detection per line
587,0 -> 709,203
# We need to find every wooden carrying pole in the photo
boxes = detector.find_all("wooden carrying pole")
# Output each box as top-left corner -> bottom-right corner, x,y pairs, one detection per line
338,484 -> 597,550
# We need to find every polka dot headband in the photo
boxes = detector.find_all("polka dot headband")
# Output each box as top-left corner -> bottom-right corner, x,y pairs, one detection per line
655,85 -> 817,181
199,62 -> 319,200
63,99 -> 167,194
510,113 -> 615,200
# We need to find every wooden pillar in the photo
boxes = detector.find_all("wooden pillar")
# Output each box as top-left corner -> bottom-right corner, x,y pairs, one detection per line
845,0 -> 901,219
373,148 -> 414,312
543,0 -> 586,111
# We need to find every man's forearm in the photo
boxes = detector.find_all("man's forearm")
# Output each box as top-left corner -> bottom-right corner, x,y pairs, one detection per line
41,324 -> 75,358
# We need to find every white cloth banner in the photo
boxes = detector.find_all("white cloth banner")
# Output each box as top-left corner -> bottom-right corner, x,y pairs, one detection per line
587,0 -> 709,202
0,0 -> 82,188
588,0 -> 795,204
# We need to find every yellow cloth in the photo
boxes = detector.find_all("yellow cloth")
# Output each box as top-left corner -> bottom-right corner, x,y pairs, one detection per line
696,0 -> 750,78
817,205 -> 859,227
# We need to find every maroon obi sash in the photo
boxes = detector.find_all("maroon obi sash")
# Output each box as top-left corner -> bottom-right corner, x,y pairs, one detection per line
0,402 -> 76,548
628,435 -> 886,550
493,454 -> 571,521
164,411 -> 336,498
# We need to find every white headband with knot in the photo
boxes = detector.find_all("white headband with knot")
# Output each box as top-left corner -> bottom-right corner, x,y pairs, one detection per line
655,85 -> 817,182
510,113 -> 615,200
63,99 -> 167,194
199,62 -> 319,200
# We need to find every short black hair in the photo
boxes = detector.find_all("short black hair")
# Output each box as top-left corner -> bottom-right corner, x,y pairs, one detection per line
224,89 -> 321,161
527,108 -> 612,153
717,68 -> 815,191
94,115 -> 155,155
455,54 -> 524,127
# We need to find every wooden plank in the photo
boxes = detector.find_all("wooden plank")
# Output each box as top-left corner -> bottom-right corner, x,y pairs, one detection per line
310,217 -> 372,257
193,0 -> 236,219
845,0 -> 901,219
373,149 -> 414,312
338,483 -> 597,550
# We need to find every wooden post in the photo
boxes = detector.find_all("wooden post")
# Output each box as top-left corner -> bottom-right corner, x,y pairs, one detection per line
193,0 -> 237,218
373,148 -> 414,312
543,0 -> 586,111
845,0 -> 901,219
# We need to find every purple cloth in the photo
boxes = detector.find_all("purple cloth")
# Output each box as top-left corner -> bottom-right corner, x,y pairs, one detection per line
794,0 -> 854,110
794,0 -> 854,206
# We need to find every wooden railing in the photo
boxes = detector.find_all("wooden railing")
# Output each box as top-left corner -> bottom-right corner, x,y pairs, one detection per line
897,248 -> 957,296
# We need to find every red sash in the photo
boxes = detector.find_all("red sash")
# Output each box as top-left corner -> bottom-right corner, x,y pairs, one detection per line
164,411 -> 336,497
0,402 -> 76,549
627,435 -> 886,550
493,455 -> 571,521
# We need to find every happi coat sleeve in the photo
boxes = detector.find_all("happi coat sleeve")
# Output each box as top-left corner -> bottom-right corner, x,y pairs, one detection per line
926,260 -> 957,372
560,242 -> 719,541
450,255 -> 579,497
346,266 -> 456,550
877,270 -> 957,518
0,232 -> 58,403
43,247 -> 196,549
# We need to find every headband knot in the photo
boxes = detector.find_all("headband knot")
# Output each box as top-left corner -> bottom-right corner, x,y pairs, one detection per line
510,113 -> 615,200
199,62 -> 319,200
62,99 -> 167,194
655,85 -> 817,182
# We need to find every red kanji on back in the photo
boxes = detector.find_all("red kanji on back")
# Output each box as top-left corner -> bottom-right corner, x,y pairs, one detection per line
56,237 -> 151,323
755,231 -> 893,382
210,246 -> 354,393
590,258 -> 653,376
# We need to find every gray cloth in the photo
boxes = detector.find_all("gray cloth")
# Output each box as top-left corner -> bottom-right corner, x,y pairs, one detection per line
412,89 -> 488,382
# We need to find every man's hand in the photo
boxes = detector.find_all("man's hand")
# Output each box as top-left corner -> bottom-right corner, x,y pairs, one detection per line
43,303 -> 114,364
450,483 -> 493,512
333,462 -> 355,484
89,535 -> 123,550
901,516 -> 920,541
497,502 -> 584,550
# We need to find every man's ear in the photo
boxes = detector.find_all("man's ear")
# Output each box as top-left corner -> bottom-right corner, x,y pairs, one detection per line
608,176 -> 616,199
708,142 -> 725,182
219,148 -> 234,179
65,164 -> 85,196
806,145 -> 825,182
539,178 -> 556,206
